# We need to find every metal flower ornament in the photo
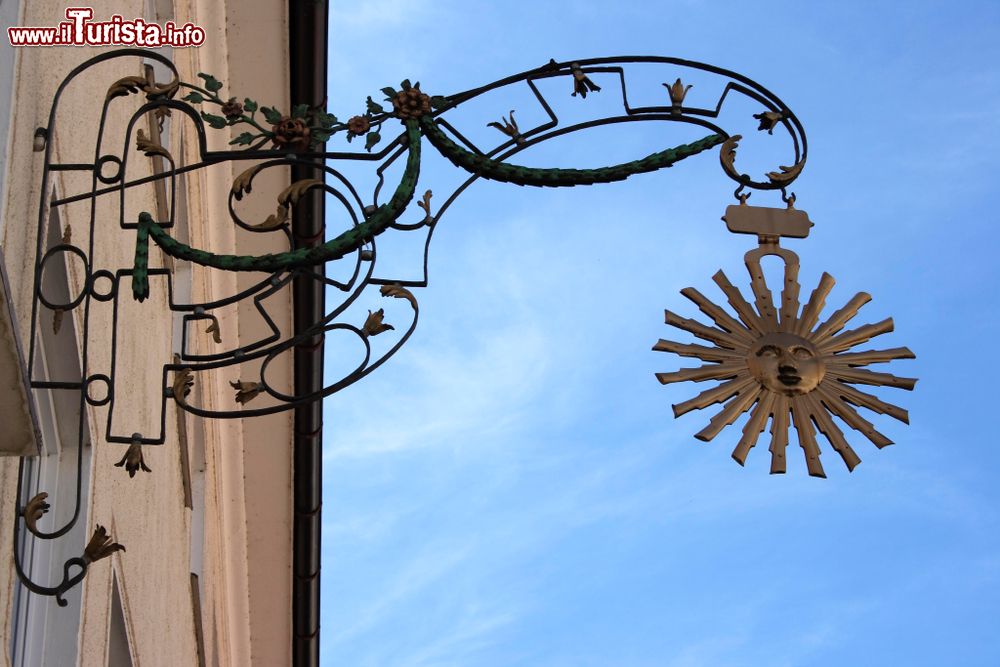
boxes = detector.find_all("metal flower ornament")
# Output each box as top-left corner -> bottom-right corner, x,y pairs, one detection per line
15,50 -> 916,606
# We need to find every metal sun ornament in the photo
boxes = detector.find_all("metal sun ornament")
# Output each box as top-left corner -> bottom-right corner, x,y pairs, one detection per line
653,201 -> 917,477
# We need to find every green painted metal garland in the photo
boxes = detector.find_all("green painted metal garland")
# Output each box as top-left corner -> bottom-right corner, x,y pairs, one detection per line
132,94 -> 724,301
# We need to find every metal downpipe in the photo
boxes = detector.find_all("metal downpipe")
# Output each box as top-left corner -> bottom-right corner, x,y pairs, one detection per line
289,2 -> 328,665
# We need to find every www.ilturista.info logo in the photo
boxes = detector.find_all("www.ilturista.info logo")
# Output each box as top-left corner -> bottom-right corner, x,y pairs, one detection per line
8,8 -> 205,47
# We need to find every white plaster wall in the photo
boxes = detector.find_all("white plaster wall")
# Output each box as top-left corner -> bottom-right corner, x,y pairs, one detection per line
0,4 -> 198,665
0,1 -> 293,665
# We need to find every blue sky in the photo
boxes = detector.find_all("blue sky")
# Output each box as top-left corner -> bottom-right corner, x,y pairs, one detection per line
321,2 -> 1000,665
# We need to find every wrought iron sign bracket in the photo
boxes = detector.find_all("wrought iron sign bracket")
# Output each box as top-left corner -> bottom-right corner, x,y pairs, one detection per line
12,49 -> 915,608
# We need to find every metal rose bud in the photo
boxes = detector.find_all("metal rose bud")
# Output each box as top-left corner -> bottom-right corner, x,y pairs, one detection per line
221,97 -> 243,121
114,443 -> 151,478
362,308 -> 394,337
347,115 -> 370,138
83,525 -> 125,564
271,116 -> 311,150
391,88 -> 432,120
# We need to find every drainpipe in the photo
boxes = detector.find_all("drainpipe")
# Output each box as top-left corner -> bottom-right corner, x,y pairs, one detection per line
289,2 -> 328,665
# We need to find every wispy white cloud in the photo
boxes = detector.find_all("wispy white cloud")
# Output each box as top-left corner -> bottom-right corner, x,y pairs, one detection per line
332,539 -> 476,644
394,607 -> 519,667
323,320 -> 550,460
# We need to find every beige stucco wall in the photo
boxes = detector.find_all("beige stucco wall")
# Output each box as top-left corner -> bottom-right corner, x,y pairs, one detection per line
177,1 -> 293,663
1,1 -> 293,665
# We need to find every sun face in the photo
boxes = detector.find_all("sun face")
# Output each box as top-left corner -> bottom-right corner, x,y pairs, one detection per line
654,244 -> 916,477
747,332 -> 826,395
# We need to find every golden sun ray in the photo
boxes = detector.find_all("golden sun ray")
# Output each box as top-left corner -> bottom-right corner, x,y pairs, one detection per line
821,318 -> 895,353
655,362 -> 744,385
827,346 -> 915,367
812,292 -> 871,344
794,272 -> 835,336
821,379 -> 909,424
732,391 -> 776,466
655,240 -> 917,476
680,287 -> 756,344
712,270 -> 766,335
791,400 -> 826,478
803,393 -> 861,472
671,376 -> 757,418
695,385 -> 762,442
768,396 -> 790,474
824,366 -> 918,391
814,384 -> 894,449
652,339 -> 743,363
664,310 -> 744,350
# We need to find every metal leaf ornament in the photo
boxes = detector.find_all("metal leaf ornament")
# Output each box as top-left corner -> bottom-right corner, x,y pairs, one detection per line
172,367 -> 195,403
654,208 -> 916,477
23,493 -> 50,535
379,284 -> 418,308
135,128 -> 171,160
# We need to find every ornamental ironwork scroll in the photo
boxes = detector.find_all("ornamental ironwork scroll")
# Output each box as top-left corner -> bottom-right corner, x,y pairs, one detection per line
13,49 -> 914,605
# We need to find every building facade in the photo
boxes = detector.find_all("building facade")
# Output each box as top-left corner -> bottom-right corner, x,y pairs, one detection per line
0,2 -> 295,664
